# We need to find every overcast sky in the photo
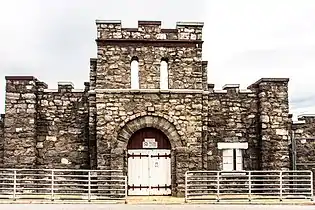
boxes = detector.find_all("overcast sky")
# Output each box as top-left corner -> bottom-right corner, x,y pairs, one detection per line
0,0 -> 314,121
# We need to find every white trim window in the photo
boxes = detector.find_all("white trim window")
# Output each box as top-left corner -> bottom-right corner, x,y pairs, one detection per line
222,149 -> 243,171
218,142 -> 247,171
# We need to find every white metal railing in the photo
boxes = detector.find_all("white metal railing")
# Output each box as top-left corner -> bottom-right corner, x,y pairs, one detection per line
0,169 -> 127,201
185,170 -> 314,202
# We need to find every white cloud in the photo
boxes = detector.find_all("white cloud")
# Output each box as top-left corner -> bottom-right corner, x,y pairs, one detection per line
0,0 -> 315,120
203,0 -> 315,119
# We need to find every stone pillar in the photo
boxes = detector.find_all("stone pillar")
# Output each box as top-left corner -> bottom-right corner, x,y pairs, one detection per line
3,76 -> 38,168
174,146 -> 202,196
249,78 -> 290,170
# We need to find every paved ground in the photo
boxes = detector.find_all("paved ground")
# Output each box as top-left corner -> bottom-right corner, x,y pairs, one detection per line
0,204 -> 314,210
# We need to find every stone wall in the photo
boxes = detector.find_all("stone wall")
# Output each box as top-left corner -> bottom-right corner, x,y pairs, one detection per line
2,77 -> 90,169
95,89 -> 204,195
292,115 -> 315,170
292,115 -> 315,192
204,79 -> 290,172
0,114 -> 4,167
95,20 -> 205,90
36,83 -> 90,169
3,76 -> 38,168
205,85 -> 260,171
249,78 -> 290,170
96,20 -> 203,40
89,59 -> 97,169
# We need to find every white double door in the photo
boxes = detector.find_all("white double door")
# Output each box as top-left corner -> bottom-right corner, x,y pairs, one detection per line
127,149 -> 171,195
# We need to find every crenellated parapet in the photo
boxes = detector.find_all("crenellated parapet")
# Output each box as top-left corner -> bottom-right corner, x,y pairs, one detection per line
95,20 -> 204,41
297,114 -> 315,124
206,83 -> 256,95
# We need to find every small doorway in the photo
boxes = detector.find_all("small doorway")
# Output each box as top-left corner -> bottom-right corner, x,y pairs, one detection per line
127,127 -> 171,195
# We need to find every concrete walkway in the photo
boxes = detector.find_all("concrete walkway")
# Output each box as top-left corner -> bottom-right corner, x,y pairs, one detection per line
1,204 -> 315,210
126,196 -> 314,205
0,196 -> 313,205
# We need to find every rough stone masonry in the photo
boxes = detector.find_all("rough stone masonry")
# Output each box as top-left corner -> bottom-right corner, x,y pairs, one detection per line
0,20 -> 314,196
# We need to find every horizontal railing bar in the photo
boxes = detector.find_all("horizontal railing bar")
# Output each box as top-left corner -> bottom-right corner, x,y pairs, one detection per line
187,189 -> 219,191
10,179 -> 52,182
187,176 -> 221,178
186,170 -> 312,173
0,174 -> 51,177
185,170 -> 313,202
0,169 -> 123,172
217,184 -> 250,186
187,180 -> 217,182
0,169 -> 127,201
88,194 -> 126,197
89,189 -> 126,191
90,179 -> 126,182
51,189 -> 125,191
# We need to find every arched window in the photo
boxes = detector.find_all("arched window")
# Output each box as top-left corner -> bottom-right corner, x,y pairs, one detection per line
160,58 -> 168,89
131,56 -> 139,89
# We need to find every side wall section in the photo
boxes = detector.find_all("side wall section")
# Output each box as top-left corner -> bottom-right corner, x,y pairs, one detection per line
36,84 -> 90,169
206,87 -> 260,171
292,116 -> 315,192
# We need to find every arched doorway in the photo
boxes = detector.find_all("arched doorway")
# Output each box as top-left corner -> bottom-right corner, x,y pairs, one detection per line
127,127 -> 171,195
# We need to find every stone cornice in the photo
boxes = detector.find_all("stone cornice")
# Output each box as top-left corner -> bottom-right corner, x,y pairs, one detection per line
93,89 -> 205,94
96,39 -> 203,47
5,76 -> 37,81
89,88 -> 256,95
248,78 -> 289,89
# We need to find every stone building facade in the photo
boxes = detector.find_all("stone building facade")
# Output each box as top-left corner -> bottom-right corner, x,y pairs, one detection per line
0,20 -> 314,196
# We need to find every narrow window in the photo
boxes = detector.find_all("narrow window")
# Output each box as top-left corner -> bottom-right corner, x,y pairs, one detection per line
223,149 -> 243,171
160,58 -> 168,89
131,56 -> 139,89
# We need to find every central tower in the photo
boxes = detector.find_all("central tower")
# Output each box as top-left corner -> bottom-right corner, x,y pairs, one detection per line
92,20 -> 207,90
90,20 -> 207,196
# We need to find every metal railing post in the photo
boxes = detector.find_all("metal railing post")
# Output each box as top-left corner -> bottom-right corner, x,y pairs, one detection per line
185,171 -> 188,203
13,170 -> 16,201
124,176 -> 128,204
88,171 -> 91,202
310,171 -> 314,201
51,170 -> 54,201
216,171 -> 220,202
248,171 -> 251,202
279,171 -> 283,201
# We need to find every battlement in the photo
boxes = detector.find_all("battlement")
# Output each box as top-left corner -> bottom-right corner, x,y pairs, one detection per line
95,20 -> 204,41
207,83 -> 256,94
297,114 -> 315,123
5,76 -> 88,93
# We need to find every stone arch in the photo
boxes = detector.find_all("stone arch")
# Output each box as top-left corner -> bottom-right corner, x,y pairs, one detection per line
117,115 -> 183,149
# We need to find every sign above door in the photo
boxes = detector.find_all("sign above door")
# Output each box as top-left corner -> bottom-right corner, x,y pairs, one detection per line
143,138 -> 158,148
